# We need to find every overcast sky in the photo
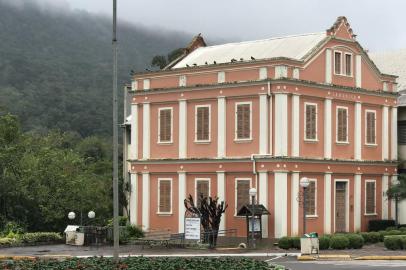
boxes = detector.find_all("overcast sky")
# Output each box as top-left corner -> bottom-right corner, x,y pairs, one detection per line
32,0 -> 406,52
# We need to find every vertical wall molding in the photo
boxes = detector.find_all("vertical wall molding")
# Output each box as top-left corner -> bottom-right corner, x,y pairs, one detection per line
324,173 -> 332,234
325,49 -> 332,84
178,172 -> 186,233
259,171 -> 268,237
354,102 -> 362,160
324,98 -> 332,159
142,103 -> 150,159
354,173 -> 362,231
391,107 -> 398,160
179,100 -> 187,158
382,174 -> 389,219
382,106 -> 389,160
217,171 -> 226,231
292,95 -> 300,157
130,104 -> 138,159
217,97 -> 226,158
269,94 -> 273,155
390,175 -> 398,220
274,93 -> 288,156
355,55 -> 362,88
142,172 -> 150,230
274,172 -> 288,238
291,172 -> 299,236
129,173 -> 138,225
259,94 -> 269,154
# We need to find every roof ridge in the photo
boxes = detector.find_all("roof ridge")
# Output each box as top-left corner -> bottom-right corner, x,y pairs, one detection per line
202,32 -> 326,49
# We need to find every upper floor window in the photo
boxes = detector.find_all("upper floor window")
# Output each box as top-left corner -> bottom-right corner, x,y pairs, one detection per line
275,65 -> 288,79
336,106 -> 348,143
131,80 -> 138,91
305,103 -> 317,141
345,53 -> 352,76
179,75 -> 187,87
383,82 -> 388,91
334,51 -> 342,75
305,179 -> 317,216
235,102 -> 252,140
143,79 -> 150,90
365,180 -> 376,215
235,178 -> 250,215
195,178 -> 210,207
365,110 -> 376,145
259,67 -> 268,80
195,105 -> 210,142
158,178 -> 172,214
158,107 -> 172,143
293,68 -> 300,79
217,71 -> 225,83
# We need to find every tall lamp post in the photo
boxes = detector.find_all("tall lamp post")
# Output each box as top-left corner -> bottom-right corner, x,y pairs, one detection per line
249,188 -> 257,249
300,177 -> 310,235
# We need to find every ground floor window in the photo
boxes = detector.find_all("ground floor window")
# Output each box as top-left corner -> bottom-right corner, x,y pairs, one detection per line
158,178 -> 172,214
235,178 -> 251,214
195,178 -> 210,207
365,180 -> 376,214
305,179 -> 317,216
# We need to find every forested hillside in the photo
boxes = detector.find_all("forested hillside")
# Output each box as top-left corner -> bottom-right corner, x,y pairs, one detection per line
0,0 -> 190,137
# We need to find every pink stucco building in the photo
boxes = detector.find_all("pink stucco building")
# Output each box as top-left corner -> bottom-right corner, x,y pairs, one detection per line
123,17 -> 399,238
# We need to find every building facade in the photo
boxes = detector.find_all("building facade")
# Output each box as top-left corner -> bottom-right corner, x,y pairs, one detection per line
124,17 -> 399,238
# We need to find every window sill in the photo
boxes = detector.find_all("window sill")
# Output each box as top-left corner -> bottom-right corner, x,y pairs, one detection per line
334,73 -> 353,78
364,213 -> 377,216
156,212 -> 173,216
304,139 -> 318,143
157,141 -> 173,145
194,140 -> 211,144
365,143 -> 378,147
336,141 -> 350,145
306,215 -> 318,219
233,214 -> 246,218
234,139 -> 253,143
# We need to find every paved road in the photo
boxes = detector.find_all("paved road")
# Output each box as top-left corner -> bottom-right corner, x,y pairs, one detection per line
271,256 -> 406,270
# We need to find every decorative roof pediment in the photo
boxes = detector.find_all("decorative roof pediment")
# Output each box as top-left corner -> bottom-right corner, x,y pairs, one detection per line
326,16 -> 356,40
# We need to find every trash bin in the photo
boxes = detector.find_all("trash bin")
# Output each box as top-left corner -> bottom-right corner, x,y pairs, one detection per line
64,225 -> 85,246
300,232 -> 319,255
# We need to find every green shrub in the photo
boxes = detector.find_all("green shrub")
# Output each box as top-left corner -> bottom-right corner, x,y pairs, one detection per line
401,237 -> 406,249
330,235 -> 349,249
385,230 -> 402,236
347,234 -> 364,249
384,236 -> 404,250
1,221 -> 25,236
126,224 -> 144,238
107,216 -> 128,227
360,232 -> 380,244
0,237 -> 16,246
368,219 -> 395,232
20,232 -> 62,244
319,235 -> 331,250
359,232 -> 370,243
278,237 -> 292,250
386,226 -> 398,231
378,230 -> 388,241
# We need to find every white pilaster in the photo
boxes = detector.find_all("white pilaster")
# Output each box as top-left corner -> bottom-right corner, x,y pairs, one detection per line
142,103 -> 150,159
292,95 -> 300,157
324,173 -> 332,234
325,49 -> 332,84
142,172 -> 150,230
259,94 -> 269,155
217,96 -> 226,158
274,93 -> 288,156
355,55 -> 362,88
259,171 -> 268,238
269,94 -> 273,155
274,172 -> 288,238
179,100 -> 187,158
178,172 -> 186,233
130,104 -> 138,159
382,106 -> 389,160
391,107 -> 398,160
354,174 -> 362,231
390,175 -> 398,220
324,98 -> 332,159
354,102 -> 362,160
217,171 -> 226,231
291,172 -> 299,236
129,173 -> 138,225
382,175 -> 389,219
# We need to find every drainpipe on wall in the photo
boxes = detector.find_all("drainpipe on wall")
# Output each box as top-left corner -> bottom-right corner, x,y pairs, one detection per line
251,154 -> 258,190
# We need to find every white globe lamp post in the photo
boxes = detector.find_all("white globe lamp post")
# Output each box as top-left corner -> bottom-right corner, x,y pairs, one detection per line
249,188 -> 257,249
300,177 -> 310,235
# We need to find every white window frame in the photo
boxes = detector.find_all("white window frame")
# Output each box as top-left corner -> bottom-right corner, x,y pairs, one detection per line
194,178 -> 211,203
304,102 -> 318,141
333,51 -> 343,75
259,67 -> 268,80
336,106 -> 349,144
131,80 -> 138,91
143,79 -> 150,90
293,68 -> 300,79
333,179 -> 350,233
157,178 -> 173,215
344,52 -> 353,77
194,105 -> 211,143
364,179 -> 377,215
234,101 -> 253,141
275,65 -> 288,79
234,178 -> 252,216
305,179 -> 318,218
383,82 -> 388,92
179,75 -> 187,87
365,109 -> 377,146
157,107 -> 173,144
217,71 -> 225,83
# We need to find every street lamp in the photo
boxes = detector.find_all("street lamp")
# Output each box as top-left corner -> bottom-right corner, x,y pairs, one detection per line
249,187 -> 257,249
300,177 -> 310,235
68,212 -> 76,220
88,211 -> 96,219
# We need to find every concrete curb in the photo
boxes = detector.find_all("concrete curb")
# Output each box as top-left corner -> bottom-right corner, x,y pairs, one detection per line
298,254 -> 406,261
354,256 -> 406,260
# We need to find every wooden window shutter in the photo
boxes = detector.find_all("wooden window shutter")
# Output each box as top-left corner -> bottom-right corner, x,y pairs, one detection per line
366,182 -> 375,214
345,54 -> 352,76
159,180 -> 171,213
159,109 -> 171,142
337,108 -> 347,142
196,180 -> 209,207
236,180 -> 250,213
335,52 -> 341,74
366,112 -> 376,144
237,104 -> 250,139
196,107 -> 209,141
305,181 -> 316,216
306,104 -> 316,140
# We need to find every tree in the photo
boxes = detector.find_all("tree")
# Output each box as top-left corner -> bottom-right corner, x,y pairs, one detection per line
387,173 -> 406,225
184,194 -> 227,247
151,55 -> 167,69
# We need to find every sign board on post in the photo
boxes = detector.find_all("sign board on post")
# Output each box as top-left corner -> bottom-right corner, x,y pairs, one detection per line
248,217 -> 261,232
184,217 -> 201,240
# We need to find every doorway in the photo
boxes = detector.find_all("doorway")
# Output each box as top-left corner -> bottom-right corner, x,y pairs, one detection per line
335,181 -> 348,232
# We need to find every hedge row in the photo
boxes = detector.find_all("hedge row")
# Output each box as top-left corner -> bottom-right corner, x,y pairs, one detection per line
360,229 -> 406,244
384,235 -> 406,250
278,234 -> 364,250
0,232 -> 62,247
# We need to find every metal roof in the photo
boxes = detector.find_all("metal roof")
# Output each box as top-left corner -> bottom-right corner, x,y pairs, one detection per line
173,32 -> 327,69
237,204 -> 270,216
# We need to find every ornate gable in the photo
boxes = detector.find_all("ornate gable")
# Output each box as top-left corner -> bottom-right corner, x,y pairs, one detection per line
326,16 -> 357,40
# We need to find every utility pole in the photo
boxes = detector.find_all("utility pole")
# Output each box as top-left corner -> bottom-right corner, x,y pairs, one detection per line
112,0 -> 119,262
